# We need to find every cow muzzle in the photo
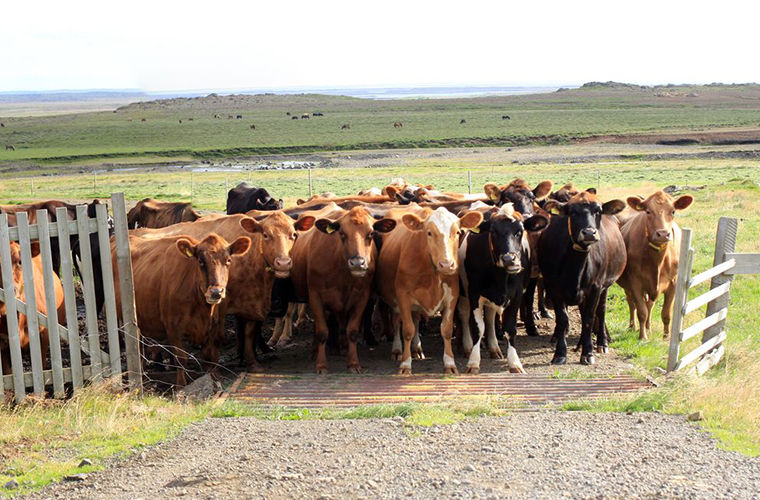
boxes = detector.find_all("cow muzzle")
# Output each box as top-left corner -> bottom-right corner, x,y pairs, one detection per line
499,253 -> 522,274
652,229 -> 672,245
206,286 -> 226,304
348,256 -> 369,277
580,227 -> 600,243
272,257 -> 293,278
437,260 -> 457,275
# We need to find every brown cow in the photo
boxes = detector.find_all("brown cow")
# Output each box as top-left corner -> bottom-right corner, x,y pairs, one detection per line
0,242 -> 65,375
291,207 -> 397,373
115,232 -> 251,386
127,198 -> 200,229
393,122 -> 403,128
617,190 -> 693,339
376,207 -> 483,374
132,211 -> 316,371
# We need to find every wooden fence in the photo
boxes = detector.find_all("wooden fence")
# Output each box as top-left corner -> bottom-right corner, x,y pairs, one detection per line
0,193 -> 141,403
667,217 -> 760,374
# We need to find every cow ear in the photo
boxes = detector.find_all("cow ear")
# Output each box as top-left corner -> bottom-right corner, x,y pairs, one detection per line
277,199 -> 284,209
524,215 -> 549,232
296,199 -> 305,205
585,188 -> 597,195
29,241 -> 41,258
394,192 -> 411,205
425,185 -> 434,190
458,211 -> 484,230
602,199 -> 626,215
176,238 -> 196,259
627,197 -> 645,211
673,195 -> 694,211
228,237 -> 251,257
544,200 -> 565,215
294,215 -> 315,231
401,213 -> 424,231
484,183 -> 501,203
239,217 -> 263,234
533,180 -> 553,201
373,218 -> 396,233
315,219 -> 340,234
384,185 -> 399,199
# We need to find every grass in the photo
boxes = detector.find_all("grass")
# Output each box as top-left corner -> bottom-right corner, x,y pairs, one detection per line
0,384 -> 210,497
2,84 -> 760,165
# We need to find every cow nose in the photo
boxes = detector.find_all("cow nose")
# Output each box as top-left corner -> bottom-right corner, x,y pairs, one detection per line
348,256 -> 367,269
274,257 -> 292,270
208,287 -> 225,302
580,227 -> 599,241
500,252 -> 520,269
438,260 -> 456,273
654,229 -> 672,241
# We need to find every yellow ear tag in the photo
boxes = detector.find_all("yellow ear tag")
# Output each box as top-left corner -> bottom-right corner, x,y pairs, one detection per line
551,207 -> 560,215
325,225 -> 336,234
184,248 -> 193,257
470,226 -> 480,234
489,193 -> 500,202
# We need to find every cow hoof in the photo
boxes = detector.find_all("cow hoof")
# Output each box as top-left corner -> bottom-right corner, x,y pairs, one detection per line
573,344 -> 581,353
348,365 -> 362,374
596,345 -> 608,354
489,348 -> 504,360
275,340 -> 292,349
397,367 -> 412,375
247,363 -> 265,373
551,356 -> 566,365
466,365 -> 480,374
316,366 -> 328,374
509,366 -> 527,374
444,366 -> 459,375
541,311 -> 554,320
580,354 -> 595,365
391,351 -> 402,361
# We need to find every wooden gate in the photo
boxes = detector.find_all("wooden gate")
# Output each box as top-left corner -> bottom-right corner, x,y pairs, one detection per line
0,193 -> 141,403
667,217 -> 760,374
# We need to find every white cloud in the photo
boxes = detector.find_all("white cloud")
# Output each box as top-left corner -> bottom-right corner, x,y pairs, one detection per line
1,0 -> 758,91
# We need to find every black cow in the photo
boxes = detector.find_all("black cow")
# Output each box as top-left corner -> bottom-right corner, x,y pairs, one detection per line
71,199 -> 113,316
226,183 -> 283,214
538,190 -> 626,365
457,204 -> 548,373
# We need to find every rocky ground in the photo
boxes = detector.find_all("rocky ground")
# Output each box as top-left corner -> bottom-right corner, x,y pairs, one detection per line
27,412 -> 760,499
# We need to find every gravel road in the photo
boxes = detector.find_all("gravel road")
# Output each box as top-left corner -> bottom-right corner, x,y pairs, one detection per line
28,412 -> 760,499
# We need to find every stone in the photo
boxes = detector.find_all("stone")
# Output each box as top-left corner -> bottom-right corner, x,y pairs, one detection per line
79,458 -> 94,468
64,473 -> 88,482
177,374 -> 217,400
3,480 -> 19,490
687,411 -> 704,422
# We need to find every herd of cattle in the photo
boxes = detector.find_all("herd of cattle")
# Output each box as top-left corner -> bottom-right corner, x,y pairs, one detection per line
0,179 -> 694,386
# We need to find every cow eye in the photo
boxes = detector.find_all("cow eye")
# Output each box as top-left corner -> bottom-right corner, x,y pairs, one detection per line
291,233 -> 297,240
427,231 -> 432,237
226,258 -> 232,265
263,233 -> 270,240
671,210 -> 676,216
367,231 -> 376,240
645,209 -> 651,215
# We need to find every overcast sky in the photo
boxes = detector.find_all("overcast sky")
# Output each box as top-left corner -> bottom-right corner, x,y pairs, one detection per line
2,0 -> 758,92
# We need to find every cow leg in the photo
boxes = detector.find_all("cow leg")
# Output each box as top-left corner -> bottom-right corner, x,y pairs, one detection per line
173,342 -> 188,387
521,277 -> 538,322
411,312 -> 425,360
594,288 -> 610,354
243,322 -> 264,373
236,315 -> 248,364
457,297 -> 474,356
579,288 -> 601,365
440,304 -> 458,375
537,279 -> 553,319
466,300 -> 486,374
501,298 -> 519,352
397,302 -> 416,375
632,293 -> 649,340
310,293 -> 330,374
391,314 -> 403,361
294,303 -> 309,327
346,308 -> 363,374
550,297 -> 569,365
520,285 -> 539,337
361,297 -> 378,347
661,281 -> 676,339
624,290 -> 637,330
645,296 -> 655,338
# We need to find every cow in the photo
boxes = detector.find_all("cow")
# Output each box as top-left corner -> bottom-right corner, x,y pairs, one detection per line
460,119 -> 466,124
127,198 -> 200,229
617,190 -> 693,339
291,207 -> 397,373
0,123 -> 4,127
0,241 -> 65,376
394,122 -> 403,128
133,211 -> 316,371
115,232 -> 251,386
376,207 -> 483,374
292,116 -> 299,120
140,118 -> 146,122
457,204 -> 548,373
236,115 -> 243,119
313,112 -> 324,117
538,190 -> 627,365
301,113 -> 310,119
250,124 -> 256,130
357,187 -> 382,197
226,183 -> 283,214
502,115 -> 511,120
178,119 -> 182,124
286,112 -> 291,116
4,145 -> 14,151
341,124 -> 350,130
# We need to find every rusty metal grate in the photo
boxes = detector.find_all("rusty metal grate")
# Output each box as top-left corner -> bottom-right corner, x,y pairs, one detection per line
230,373 -> 651,409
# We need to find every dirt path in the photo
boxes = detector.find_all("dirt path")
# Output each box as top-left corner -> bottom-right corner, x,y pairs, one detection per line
28,412 -> 760,499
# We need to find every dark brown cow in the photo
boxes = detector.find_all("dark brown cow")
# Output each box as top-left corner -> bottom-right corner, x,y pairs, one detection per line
394,122 -> 403,128
115,232 -> 251,386
291,207 -> 396,373
132,211 -> 316,371
0,242 -> 65,375
341,124 -> 350,129
617,190 -> 693,339
376,207 -> 483,374
127,198 -> 200,229
5,145 -> 14,151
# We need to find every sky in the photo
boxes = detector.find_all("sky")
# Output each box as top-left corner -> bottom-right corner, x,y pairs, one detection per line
1,0 -> 758,92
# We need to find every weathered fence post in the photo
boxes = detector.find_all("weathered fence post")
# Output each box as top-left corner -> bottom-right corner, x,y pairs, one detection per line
467,171 -> 472,194
0,214 -> 26,402
112,193 -> 143,393
308,168 -> 313,197
667,227 -> 693,372
190,171 -> 194,204
16,213 -> 45,395
703,217 -> 737,343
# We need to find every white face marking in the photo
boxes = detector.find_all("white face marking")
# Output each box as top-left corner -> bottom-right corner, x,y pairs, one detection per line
428,207 -> 459,263
468,200 -> 489,210
497,202 -> 517,220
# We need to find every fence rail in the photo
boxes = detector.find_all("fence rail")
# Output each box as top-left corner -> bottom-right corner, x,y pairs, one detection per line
0,193 -> 141,403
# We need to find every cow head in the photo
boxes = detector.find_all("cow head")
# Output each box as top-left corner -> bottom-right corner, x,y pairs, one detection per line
484,179 -> 553,215
384,185 -> 431,205
315,207 -> 396,277
256,196 -> 284,211
402,207 -> 483,275
627,190 -> 693,251
246,212 -> 316,278
0,241 -> 39,316
545,190 -> 626,252
176,233 -> 251,304
477,204 -> 548,273
549,183 -> 580,204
